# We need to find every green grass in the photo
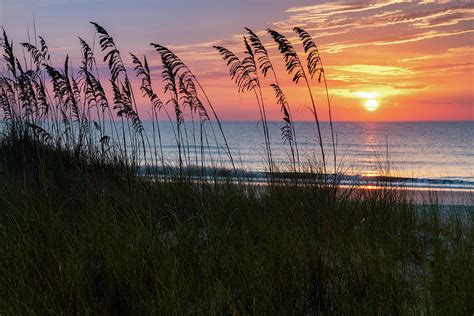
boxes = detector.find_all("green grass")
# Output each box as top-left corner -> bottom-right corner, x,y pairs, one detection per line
0,137 -> 472,315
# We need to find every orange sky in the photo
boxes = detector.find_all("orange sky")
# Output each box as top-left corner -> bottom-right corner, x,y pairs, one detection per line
164,1 -> 474,121
2,0 -> 473,121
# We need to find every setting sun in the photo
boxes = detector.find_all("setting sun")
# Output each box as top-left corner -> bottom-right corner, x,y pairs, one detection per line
364,99 -> 379,112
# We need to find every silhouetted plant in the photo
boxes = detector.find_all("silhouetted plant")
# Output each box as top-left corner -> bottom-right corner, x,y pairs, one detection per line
45,56 -> 82,150
214,41 -> 275,172
77,37 -> 122,160
1,23 -> 242,180
245,27 -> 300,169
0,23 -> 340,181
91,22 -> 146,167
294,27 -> 336,174
151,43 -> 235,171
160,51 -> 185,173
131,53 -> 167,167
242,36 -> 274,171
1,28 -> 17,79
268,28 -> 326,172
271,83 -> 296,169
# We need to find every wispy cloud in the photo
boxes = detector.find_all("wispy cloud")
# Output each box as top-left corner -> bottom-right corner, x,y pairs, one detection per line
320,29 -> 474,53
333,64 -> 415,76
374,29 -> 474,46
399,46 -> 473,62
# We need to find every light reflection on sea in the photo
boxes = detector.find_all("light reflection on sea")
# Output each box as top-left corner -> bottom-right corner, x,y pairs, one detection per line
138,121 -> 473,188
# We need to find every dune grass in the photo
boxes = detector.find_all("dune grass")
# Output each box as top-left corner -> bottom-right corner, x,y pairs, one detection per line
0,135 -> 472,315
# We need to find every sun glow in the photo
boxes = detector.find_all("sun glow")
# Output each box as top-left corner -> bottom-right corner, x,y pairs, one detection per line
364,99 -> 379,112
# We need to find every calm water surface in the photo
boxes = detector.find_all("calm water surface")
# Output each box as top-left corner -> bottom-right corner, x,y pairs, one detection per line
5,120 -> 471,188
140,121 -> 473,187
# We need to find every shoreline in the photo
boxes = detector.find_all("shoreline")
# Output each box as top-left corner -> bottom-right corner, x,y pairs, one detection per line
142,169 -> 474,206
140,166 -> 474,188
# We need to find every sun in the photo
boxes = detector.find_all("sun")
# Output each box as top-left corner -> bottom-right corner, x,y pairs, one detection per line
364,99 -> 379,112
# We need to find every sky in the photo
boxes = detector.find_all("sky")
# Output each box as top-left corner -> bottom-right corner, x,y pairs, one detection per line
1,0 -> 473,121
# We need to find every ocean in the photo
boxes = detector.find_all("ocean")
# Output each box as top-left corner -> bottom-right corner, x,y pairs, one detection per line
3,120 -> 471,190
137,121 -> 473,190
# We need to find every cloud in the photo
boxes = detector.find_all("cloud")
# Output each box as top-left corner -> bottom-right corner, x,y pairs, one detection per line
273,1 -> 474,52
374,29 -> 474,46
321,29 -> 474,53
411,62 -> 474,72
399,46 -> 474,62
285,0 -> 408,16
332,64 -> 415,76
352,92 -> 380,99
331,83 -> 427,100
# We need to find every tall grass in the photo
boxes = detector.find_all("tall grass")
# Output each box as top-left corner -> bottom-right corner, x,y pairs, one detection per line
268,28 -> 327,173
245,27 -> 300,170
150,43 -> 235,173
214,41 -> 275,172
215,27 -> 336,174
294,27 -> 336,174
1,23 -> 234,177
